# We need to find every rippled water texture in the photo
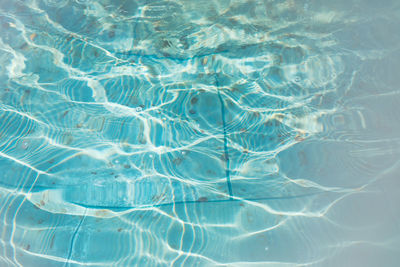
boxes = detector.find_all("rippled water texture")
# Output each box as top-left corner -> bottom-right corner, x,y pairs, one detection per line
1,0 -> 400,266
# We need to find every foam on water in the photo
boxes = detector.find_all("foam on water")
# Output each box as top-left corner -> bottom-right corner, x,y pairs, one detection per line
1,0 -> 400,266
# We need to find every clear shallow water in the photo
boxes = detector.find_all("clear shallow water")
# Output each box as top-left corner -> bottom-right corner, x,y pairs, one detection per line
0,0 -> 400,266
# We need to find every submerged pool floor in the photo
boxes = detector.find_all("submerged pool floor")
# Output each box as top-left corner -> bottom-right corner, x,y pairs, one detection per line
0,0 -> 400,266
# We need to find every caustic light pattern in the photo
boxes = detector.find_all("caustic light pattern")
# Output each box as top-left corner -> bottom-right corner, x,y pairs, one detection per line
0,0 -> 400,266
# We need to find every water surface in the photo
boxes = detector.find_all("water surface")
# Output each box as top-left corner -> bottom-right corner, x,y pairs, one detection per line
0,0 -> 400,266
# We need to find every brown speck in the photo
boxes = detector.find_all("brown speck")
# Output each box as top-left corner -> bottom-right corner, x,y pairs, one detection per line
206,170 -> 215,175
220,153 -> 229,161
62,110 -> 69,118
295,135 -> 305,142
50,234 -> 55,249
172,158 -> 182,165
29,33 -> 37,41
198,197 -> 208,202
190,97 -> 198,105
162,40 -> 171,48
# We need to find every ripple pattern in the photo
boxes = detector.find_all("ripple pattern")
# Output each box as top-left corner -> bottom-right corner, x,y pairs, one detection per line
1,0 -> 400,266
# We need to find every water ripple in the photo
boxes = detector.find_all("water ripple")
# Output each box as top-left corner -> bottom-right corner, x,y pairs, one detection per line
1,0 -> 400,266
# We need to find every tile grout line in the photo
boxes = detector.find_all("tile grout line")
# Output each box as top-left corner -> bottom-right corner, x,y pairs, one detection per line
64,209 -> 87,267
215,74 -> 233,199
75,191 -> 321,210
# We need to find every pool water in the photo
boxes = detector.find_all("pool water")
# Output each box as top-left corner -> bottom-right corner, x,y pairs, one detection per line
1,0 -> 400,266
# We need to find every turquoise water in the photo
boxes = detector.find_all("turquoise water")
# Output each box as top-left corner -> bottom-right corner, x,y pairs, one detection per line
1,0 -> 400,266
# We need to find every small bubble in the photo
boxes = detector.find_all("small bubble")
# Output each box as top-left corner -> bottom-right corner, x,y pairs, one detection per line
21,141 -> 29,149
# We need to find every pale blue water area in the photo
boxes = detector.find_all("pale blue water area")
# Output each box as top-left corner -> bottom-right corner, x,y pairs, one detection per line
0,0 -> 400,266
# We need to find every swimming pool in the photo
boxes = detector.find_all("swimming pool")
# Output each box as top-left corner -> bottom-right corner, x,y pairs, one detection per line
1,0 -> 399,266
